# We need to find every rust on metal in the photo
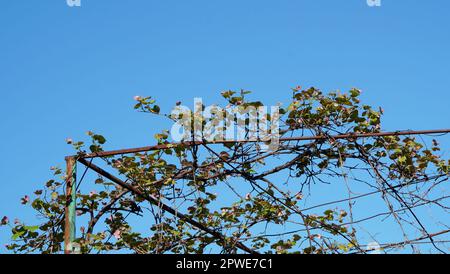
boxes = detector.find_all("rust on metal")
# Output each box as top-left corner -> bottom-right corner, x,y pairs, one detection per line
64,156 -> 77,254
77,129 -> 450,159
62,128 -> 450,254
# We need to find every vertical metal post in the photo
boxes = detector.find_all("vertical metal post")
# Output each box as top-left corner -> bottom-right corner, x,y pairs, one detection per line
64,156 -> 77,254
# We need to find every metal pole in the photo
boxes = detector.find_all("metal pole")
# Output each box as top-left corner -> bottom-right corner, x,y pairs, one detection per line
77,128 -> 450,159
64,156 -> 77,254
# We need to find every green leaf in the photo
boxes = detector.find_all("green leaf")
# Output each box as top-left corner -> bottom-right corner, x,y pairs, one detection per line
350,88 -> 361,97
12,231 -> 26,240
151,105 -> 160,114
93,135 -> 106,144
25,225 -> 39,232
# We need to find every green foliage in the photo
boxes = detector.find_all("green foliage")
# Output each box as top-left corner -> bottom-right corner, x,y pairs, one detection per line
2,87 -> 448,254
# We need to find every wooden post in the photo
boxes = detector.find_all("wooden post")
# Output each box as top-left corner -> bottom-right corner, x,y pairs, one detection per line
64,157 -> 77,254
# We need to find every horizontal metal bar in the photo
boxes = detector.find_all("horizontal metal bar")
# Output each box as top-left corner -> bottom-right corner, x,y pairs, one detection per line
75,129 -> 450,159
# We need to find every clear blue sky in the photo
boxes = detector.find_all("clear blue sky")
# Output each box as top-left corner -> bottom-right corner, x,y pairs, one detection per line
0,0 -> 449,252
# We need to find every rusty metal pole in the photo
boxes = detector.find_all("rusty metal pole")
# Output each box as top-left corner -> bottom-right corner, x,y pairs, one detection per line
64,156 -> 77,254
77,129 -> 450,159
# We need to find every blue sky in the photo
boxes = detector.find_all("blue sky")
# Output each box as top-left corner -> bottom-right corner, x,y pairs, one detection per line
0,0 -> 449,253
